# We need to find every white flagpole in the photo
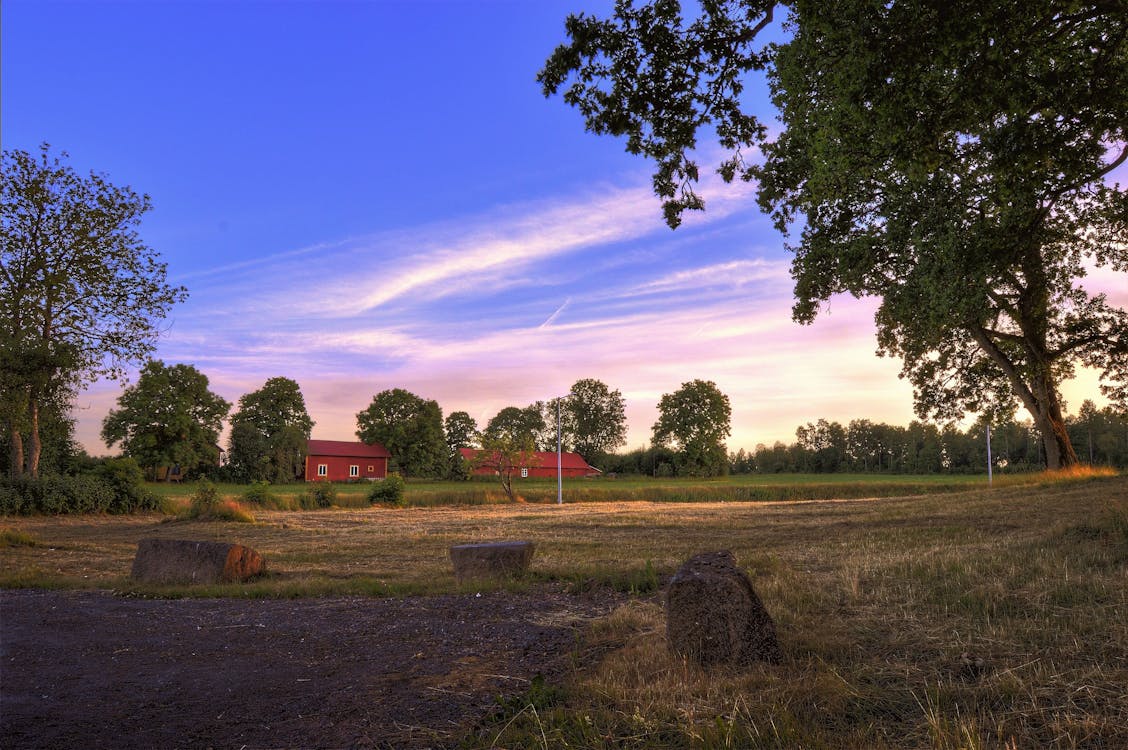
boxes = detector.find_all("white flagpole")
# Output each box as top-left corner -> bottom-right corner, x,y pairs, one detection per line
986,423 -> 993,485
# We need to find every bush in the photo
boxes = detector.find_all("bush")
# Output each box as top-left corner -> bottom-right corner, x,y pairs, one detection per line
242,480 -> 277,506
367,474 -> 406,505
302,482 -> 337,509
188,479 -> 222,515
184,480 -> 255,523
95,457 -> 159,513
0,474 -> 111,514
0,456 -> 160,516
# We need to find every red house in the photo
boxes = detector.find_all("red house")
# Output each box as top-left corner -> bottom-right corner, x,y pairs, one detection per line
459,448 -> 602,479
305,440 -> 390,482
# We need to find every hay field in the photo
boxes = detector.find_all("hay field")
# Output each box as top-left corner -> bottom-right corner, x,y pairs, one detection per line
3,474 -> 1125,748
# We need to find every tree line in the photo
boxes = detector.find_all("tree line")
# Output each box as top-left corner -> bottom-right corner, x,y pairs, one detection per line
85,369 -> 722,482
9,353 -> 1123,487
725,404 -> 1128,475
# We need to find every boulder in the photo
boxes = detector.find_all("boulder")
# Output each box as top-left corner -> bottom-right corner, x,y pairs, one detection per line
450,541 -> 535,583
131,538 -> 265,585
666,550 -> 781,666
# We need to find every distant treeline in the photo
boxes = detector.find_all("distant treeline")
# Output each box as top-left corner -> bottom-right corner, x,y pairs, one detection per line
604,402 -> 1128,476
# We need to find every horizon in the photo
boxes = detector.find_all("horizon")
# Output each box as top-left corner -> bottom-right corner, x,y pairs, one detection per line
4,0 -> 1124,458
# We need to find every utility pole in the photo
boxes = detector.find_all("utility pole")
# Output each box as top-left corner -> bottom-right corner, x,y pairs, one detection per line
556,398 -> 563,505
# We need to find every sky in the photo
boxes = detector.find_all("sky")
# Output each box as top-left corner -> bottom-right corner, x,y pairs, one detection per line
3,0 -> 1125,457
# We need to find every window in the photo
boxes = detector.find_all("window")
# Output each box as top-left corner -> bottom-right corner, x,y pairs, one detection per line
349,465 -> 359,478
317,464 -> 328,477
368,465 -> 374,472
520,467 -> 528,478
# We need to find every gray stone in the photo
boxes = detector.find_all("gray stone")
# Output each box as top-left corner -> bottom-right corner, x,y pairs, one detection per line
666,550 -> 782,666
449,541 -> 535,583
131,538 -> 265,585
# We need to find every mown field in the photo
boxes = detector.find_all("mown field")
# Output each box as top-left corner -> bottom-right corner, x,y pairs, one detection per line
2,472 -> 1125,748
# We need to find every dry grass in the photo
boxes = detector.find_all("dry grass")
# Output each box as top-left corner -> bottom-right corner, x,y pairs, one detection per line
2,474 -> 1125,747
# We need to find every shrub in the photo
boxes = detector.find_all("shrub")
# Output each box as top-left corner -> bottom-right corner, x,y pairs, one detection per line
0,474 -> 113,514
183,480 -> 255,523
367,474 -> 406,505
242,480 -> 278,506
95,457 -> 160,513
302,482 -> 337,509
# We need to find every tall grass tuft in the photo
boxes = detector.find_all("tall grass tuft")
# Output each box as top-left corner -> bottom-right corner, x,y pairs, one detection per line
0,527 -> 37,548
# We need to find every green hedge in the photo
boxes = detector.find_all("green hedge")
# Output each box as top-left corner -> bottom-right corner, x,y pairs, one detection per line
0,463 -> 159,515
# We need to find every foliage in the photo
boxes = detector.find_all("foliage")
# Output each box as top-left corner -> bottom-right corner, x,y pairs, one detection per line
227,377 -> 314,483
367,474 -> 406,505
94,456 -> 159,512
467,433 -> 542,502
0,393 -> 83,479
183,480 -> 255,523
1,144 -> 187,478
0,473 -> 140,515
736,404 -> 1128,475
301,482 -> 337,509
540,0 -> 1128,470
651,379 -> 732,476
356,388 -> 446,478
241,480 -> 278,507
443,410 -> 478,479
560,378 -> 627,465
483,403 -> 549,450
101,360 -> 231,478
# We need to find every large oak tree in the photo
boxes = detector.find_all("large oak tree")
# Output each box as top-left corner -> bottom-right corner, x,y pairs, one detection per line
541,0 -> 1128,468
101,360 -> 231,477
652,379 -> 732,476
227,376 -> 315,483
356,388 -> 446,478
2,145 -> 186,477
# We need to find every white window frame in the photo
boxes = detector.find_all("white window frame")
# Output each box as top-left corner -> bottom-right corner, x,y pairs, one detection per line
349,465 -> 359,478
520,467 -> 528,478
317,464 -> 328,477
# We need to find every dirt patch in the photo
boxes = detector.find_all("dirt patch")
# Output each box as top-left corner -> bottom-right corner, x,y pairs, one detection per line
1,586 -> 628,749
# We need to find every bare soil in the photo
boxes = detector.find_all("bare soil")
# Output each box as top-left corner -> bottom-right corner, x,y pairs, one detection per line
1,586 -> 628,749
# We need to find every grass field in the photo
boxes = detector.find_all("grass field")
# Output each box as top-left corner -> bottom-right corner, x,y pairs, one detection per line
2,472 -> 1125,748
141,471 -> 1017,509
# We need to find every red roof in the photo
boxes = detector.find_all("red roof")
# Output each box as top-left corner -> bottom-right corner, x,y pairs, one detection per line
458,448 -> 600,471
307,439 -> 390,458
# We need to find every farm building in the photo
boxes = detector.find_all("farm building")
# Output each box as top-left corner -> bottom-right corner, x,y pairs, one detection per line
459,448 -> 602,479
305,440 -> 390,482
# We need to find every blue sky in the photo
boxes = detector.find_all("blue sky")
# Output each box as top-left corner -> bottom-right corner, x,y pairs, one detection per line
3,0 -> 1123,456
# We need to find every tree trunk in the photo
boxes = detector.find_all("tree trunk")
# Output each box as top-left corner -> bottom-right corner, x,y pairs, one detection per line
970,325 -> 1079,471
8,421 -> 24,479
1029,378 -> 1079,471
27,398 -> 42,478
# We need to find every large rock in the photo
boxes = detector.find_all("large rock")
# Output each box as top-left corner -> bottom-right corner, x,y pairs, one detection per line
449,541 -> 535,583
131,538 -> 265,585
666,550 -> 782,666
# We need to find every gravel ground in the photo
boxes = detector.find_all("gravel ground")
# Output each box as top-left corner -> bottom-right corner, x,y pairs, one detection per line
1,587 -> 627,749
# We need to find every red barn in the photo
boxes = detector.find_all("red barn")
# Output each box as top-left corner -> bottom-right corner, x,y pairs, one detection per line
305,440 -> 390,482
459,448 -> 601,479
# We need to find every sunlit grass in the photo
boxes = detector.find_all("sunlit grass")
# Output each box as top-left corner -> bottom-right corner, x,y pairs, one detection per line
141,472 -> 1053,510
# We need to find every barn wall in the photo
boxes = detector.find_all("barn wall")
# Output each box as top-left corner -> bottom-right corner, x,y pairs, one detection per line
305,455 -> 388,482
